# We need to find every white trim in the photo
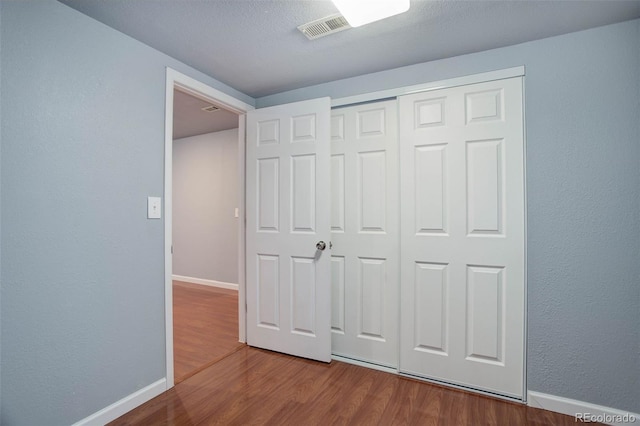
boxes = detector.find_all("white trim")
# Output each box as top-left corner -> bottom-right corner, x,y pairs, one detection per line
164,67 -> 253,390
173,274 -> 238,290
170,70 -> 253,115
72,379 -> 166,426
528,391 -> 640,426
237,114 -> 247,343
521,75 -> 529,403
331,66 -> 525,107
332,355 -> 398,375
164,72 -> 175,389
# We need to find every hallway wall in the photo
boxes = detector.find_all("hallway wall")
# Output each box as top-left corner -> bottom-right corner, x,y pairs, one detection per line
173,128 -> 240,284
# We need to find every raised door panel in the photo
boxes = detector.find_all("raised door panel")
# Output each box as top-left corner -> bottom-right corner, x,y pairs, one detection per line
257,254 -> 280,329
292,114 -> 317,143
358,151 -> 386,233
331,155 -> 345,233
257,119 -> 280,146
465,89 -> 503,124
357,107 -> 386,138
415,145 -> 448,236
466,265 -> 505,363
330,256 -> 346,333
414,262 -> 449,355
358,257 -> 386,340
415,98 -> 446,128
466,139 -> 504,236
257,158 -> 279,232
291,154 -> 316,233
291,256 -> 317,336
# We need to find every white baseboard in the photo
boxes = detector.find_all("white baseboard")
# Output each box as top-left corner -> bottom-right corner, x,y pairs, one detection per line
173,274 -> 238,290
528,391 -> 639,426
72,378 -> 166,426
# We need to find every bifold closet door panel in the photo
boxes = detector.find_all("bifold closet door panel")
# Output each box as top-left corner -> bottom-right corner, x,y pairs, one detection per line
330,100 -> 399,368
398,77 -> 525,398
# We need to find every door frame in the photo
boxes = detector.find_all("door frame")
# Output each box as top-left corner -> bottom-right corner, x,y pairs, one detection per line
164,67 -> 254,389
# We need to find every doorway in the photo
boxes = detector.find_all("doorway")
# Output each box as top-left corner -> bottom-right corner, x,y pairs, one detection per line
164,68 -> 253,389
171,88 -> 243,383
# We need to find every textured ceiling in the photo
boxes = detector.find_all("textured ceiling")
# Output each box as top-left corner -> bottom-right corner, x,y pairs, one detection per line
59,0 -> 640,99
173,89 -> 238,140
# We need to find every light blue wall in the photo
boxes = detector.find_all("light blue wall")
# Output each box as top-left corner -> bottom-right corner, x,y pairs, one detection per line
259,19 -> 640,413
0,1 -> 253,424
0,1 -> 3,420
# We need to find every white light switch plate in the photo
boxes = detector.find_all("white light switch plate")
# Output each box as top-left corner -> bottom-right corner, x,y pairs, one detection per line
147,197 -> 162,219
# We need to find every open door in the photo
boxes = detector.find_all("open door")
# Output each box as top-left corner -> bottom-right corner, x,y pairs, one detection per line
246,98 -> 331,362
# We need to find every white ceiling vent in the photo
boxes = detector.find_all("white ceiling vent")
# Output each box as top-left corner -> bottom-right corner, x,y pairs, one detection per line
201,105 -> 220,113
298,14 -> 351,40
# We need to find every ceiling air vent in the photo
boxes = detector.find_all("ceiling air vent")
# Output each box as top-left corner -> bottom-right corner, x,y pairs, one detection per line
201,105 -> 220,113
298,14 -> 351,40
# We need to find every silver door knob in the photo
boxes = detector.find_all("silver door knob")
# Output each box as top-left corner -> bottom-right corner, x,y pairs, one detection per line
316,241 -> 326,251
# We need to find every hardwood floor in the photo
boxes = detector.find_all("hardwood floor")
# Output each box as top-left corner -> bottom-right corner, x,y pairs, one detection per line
113,346 -> 581,425
173,281 -> 244,383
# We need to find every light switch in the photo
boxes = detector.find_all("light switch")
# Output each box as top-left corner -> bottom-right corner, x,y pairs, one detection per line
148,197 -> 162,219
234,207 -> 239,218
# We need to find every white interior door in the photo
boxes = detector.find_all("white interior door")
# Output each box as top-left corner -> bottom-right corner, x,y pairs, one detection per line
398,77 -> 525,398
330,100 -> 399,367
246,98 -> 332,362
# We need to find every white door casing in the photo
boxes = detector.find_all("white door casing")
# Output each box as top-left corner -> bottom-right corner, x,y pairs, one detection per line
330,100 -> 399,368
246,98 -> 332,362
398,77 -> 525,398
164,67 -> 254,389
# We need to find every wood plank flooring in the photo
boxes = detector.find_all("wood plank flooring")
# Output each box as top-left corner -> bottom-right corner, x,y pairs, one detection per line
173,281 -> 243,383
113,345 -> 580,425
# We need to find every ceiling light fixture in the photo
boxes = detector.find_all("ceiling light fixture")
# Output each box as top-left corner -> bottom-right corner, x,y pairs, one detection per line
331,0 -> 410,27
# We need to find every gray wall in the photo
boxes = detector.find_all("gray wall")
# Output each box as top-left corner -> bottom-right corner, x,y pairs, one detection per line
0,1 -> 252,425
259,20 -> 640,413
173,129 -> 240,284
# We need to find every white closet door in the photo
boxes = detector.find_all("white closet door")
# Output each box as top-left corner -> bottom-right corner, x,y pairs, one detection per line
330,100 -> 399,367
246,98 -> 332,362
399,77 -> 525,398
